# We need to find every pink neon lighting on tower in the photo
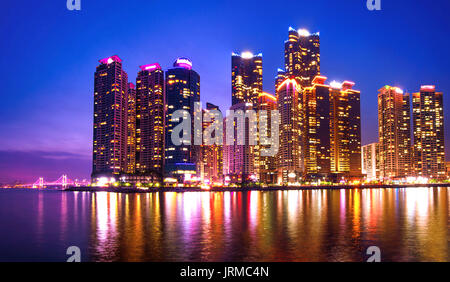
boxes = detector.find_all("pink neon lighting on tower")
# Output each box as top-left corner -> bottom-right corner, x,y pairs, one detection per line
99,55 -> 122,65
139,63 -> 162,71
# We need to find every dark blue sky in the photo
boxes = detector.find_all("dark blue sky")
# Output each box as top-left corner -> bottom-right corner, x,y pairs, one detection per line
1,0 -> 449,182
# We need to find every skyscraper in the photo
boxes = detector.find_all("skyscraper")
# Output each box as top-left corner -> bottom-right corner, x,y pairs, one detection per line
276,78 -> 303,184
135,63 -> 165,178
301,76 -> 331,179
362,142 -> 380,180
201,103 -> 223,184
231,51 -> 262,105
92,55 -> 129,182
126,82 -> 136,174
377,86 -> 411,179
275,68 -> 286,90
329,80 -> 361,178
284,27 -> 320,87
164,58 -> 200,181
223,102 -> 258,183
412,85 -> 445,179
257,92 -> 277,184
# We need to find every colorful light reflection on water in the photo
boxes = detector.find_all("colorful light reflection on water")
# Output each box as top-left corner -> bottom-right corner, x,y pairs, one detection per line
0,188 -> 448,261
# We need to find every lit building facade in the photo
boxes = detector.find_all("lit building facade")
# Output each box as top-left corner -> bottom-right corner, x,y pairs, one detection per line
201,103 -> 223,184
301,76 -> 331,179
361,142 -> 380,180
412,85 -> 445,179
257,92 -> 277,184
135,63 -> 165,178
329,80 -> 362,178
164,58 -> 200,181
377,86 -> 411,179
126,82 -> 136,174
284,27 -> 320,87
276,78 -> 303,184
223,102 -> 258,183
92,55 -> 129,181
231,52 -> 262,105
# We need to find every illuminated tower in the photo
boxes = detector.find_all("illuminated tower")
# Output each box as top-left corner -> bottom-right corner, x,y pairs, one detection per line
412,85 -> 445,179
200,103 -> 223,184
92,55 -> 128,181
257,92 -> 277,184
329,80 -> 361,178
223,102 -> 258,183
164,58 -> 200,181
377,86 -> 412,179
135,63 -> 165,178
362,142 -> 380,180
126,82 -> 136,174
284,27 -> 320,87
275,68 -> 286,90
231,51 -> 263,105
301,76 -> 331,179
276,78 -> 303,184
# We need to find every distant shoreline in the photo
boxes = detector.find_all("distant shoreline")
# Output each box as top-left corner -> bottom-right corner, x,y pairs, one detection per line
60,183 -> 450,193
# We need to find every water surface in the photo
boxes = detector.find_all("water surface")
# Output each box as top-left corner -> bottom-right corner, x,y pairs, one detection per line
0,188 -> 448,261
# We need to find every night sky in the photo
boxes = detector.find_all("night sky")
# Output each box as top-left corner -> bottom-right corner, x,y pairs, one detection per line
1,0 -> 449,183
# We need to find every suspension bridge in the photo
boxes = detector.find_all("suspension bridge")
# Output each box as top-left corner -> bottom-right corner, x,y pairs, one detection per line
15,175 -> 90,189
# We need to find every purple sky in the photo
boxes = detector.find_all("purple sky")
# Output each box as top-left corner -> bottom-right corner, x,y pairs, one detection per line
1,0 -> 449,184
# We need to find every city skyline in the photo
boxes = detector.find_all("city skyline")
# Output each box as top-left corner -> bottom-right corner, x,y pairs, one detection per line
1,1 -> 450,183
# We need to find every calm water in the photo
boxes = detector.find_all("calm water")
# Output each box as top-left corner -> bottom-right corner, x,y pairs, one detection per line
0,188 -> 448,262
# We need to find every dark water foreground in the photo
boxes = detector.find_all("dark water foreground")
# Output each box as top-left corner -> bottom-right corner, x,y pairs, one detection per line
0,187 -> 448,262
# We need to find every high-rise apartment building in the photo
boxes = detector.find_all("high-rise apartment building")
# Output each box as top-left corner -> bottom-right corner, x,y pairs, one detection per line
362,142 -> 380,180
257,92 -> 277,184
284,27 -> 320,87
135,63 -> 165,177
276,78 -> 303,184
164,58 -> 200,181
201,103 -> 223,184
126,82 -> 136,174
377,86 -> 411,179
223,102 -> 258,183
412,85 -> 445,179
92,55 -> 129,181
329,80 -> 361,178
301,76 -> 331,179
231,52 -> 262,105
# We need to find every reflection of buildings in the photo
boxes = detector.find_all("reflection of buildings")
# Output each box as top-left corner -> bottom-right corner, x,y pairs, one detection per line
92,55 -> 129,181
164,58 -> 201,182
377,86 -> 411,179
362,142 -> 380,180
412,85 -> 445,179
